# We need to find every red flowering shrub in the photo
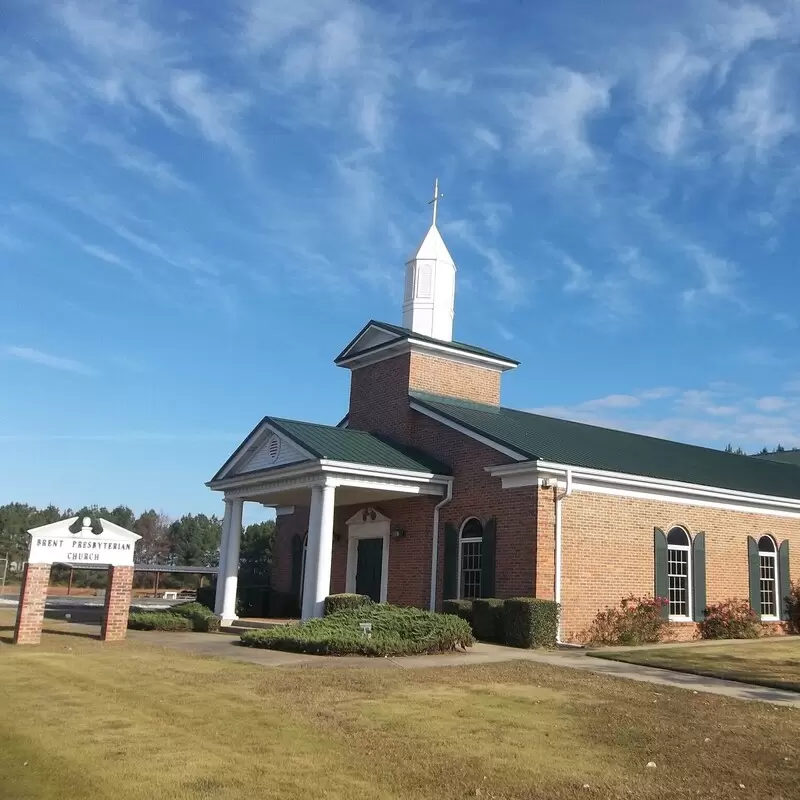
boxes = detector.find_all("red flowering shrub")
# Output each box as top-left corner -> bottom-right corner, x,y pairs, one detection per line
584,595 -> 670,646
700,599 -> 760,640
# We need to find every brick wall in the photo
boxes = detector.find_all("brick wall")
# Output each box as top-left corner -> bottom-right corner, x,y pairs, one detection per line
13,562 -> 50,645
346,350 -> 502,439
408,352 -> 501,405
102,565 -> 134,642
555,490 -> 800,642
347,354 -> 413,439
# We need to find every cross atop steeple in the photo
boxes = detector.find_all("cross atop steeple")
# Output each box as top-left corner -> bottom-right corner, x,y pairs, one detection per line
428,178 -> 444,227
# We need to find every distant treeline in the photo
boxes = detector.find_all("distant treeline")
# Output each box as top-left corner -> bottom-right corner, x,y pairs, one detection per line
0,503 -> 274,589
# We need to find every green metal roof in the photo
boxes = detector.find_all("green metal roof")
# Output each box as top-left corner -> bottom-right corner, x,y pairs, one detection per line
265,417 -> 450,475
335,320 -> 519,366
757,449 -> 800,466
410,392 -> 800,500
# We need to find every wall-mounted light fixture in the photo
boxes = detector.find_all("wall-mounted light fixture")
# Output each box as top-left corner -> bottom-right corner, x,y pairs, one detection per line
541,478 -> 553,489
391,526 -> 406,540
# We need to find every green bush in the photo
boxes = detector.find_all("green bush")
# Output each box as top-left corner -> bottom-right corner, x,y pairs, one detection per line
195,584 -> 216,611
127,612 -> 191,632
442,599 -> 473,627
240,603 -> 474,656
700,599 -> 761,640
323,593 -> 373,615
584,595 -> 669,646
503,598 -> 559,648
472,598 -> 504,642
170,601 -> 221,633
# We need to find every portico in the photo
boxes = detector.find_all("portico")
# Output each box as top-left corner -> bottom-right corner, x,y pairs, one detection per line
207,419 -> 451,623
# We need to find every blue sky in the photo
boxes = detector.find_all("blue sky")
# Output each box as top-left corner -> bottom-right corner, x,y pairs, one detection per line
2,0 -> 800,521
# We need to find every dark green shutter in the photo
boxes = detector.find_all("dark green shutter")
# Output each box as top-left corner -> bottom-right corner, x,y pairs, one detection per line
691,532 -> 707,622
481,517 -> 497,598
747,536 -> 761,613
443,522 -> 459,600
654,527 -> 669,619
290,534 -> 304,603
778,540 -> 790,621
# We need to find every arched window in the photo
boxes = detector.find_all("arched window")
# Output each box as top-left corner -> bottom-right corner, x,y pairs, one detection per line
459,518 -> 483,600
667,527 -> 692,619
758,535 -> 779,618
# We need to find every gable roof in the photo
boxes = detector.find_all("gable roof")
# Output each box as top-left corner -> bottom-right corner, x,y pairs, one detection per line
335,320 -> 519,368
210,415 -> 451,483
410,392 -> 800,500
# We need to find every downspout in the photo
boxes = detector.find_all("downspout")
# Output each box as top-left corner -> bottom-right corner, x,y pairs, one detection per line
554,469 -> 573,645
429,479 -> 454,611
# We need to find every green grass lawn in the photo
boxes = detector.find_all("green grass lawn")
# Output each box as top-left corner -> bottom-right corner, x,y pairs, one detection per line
590,638 -> 800,693
1,613 -> 798,799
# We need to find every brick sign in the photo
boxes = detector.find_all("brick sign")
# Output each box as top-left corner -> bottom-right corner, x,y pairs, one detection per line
28,517 -> 138,567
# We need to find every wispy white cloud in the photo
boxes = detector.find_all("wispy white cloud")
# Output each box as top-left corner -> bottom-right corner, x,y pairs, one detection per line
506,66 -> 611,171
720,64 -> 796,167
4,346 -> 95,376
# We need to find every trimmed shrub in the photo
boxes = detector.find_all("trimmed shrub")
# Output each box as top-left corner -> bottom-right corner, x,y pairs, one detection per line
700,599 -> 761,640
503,598 -> 559,648
472,598 -> 504,642
240,603 -> 474,656
159,602 -> 220,633
442,599 -> 473,627
584,595 -> 670,646
323,593 -> 373,616
128,612 -> 191,632
195,584 -> 215,611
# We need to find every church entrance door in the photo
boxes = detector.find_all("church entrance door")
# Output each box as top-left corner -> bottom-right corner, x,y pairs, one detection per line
355,538 -> 383,602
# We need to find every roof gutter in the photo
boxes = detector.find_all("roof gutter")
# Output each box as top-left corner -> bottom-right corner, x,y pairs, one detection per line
429,479 -> 454,611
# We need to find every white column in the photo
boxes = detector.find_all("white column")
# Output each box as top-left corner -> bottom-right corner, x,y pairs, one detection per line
220,498 -> 244,622
301,484 -> 336,620
214,499 -> 233,615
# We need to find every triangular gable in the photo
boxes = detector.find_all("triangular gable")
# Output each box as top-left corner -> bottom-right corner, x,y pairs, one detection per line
212,419 -> 316,481
334,321 -> 401,364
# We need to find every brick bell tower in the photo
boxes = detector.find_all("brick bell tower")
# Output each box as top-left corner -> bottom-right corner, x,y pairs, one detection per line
334,180 -> 519,444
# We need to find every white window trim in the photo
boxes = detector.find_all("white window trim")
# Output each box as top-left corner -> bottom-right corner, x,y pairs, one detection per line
345,517 -> 390,603
457,517 -> 483,600
299,533 -> 308,611
758,537 -> 780,621
666,530 -> 692,622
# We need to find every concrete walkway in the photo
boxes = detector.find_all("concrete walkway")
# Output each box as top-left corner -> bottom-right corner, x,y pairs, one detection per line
126,628 -> 800,708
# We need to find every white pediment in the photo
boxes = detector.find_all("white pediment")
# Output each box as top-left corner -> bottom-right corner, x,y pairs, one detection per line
234,431 -> 308,475
346,507 -> 391,525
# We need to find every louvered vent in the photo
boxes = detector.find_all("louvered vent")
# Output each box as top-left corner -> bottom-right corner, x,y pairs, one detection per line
267,434 -> 281,464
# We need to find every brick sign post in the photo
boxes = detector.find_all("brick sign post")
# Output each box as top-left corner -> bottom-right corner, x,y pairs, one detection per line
14,517 -> 141,645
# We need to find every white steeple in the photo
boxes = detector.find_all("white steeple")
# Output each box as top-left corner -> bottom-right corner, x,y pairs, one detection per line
402,179 -> 456,342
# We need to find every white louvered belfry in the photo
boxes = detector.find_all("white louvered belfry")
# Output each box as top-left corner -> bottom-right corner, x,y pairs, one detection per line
402,223 -> 456,342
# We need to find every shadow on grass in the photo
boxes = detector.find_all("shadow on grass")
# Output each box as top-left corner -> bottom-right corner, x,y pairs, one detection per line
589,651 -> 800,697
0,621 -> 101,644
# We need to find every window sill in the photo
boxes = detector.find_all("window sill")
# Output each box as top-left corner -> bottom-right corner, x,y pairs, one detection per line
668,617 -> 694,624
760,615 -> 780,623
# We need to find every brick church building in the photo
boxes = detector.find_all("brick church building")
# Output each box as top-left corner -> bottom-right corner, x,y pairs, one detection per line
208,188 -> 798,643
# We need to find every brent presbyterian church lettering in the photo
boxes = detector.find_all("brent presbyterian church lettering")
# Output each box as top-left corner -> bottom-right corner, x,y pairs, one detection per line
27,517 -> 139,567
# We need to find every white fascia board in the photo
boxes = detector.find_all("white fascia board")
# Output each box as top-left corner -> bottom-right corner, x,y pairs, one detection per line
210,458 -> 451,494
487,460 -> 800,518
409,402 -> 527,461
407,338 -> 517,371
337,338 -> 516,372
214,420 -> 317,481
318,459 -> 450,484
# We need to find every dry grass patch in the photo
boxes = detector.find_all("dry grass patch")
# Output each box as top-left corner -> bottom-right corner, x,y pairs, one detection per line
1,612 -> 798,799
591,638 -> 800,692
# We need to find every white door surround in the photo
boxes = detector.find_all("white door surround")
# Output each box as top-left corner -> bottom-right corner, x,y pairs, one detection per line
345,508 -> 390,603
